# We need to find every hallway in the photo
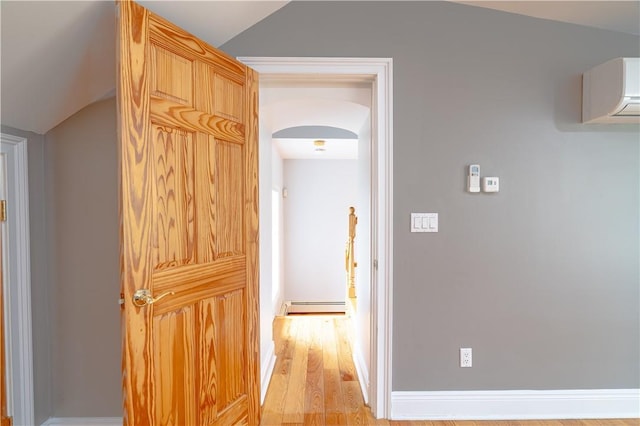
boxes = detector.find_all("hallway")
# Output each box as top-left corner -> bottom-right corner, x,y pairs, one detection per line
261,314 -> 370,425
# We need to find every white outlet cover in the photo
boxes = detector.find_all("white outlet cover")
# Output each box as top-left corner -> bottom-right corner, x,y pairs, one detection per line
460,347 -> 472,367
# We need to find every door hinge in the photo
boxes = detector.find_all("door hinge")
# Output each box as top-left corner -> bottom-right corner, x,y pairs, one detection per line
0,200 -> 6,222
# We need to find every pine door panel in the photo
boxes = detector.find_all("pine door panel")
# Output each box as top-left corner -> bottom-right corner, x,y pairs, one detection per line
118,2 -> 259,424
194,133 -> 217,264
153,306 -> 197,426
213,73 -> 245,123
215,140 -> 244,258
152,125 -> 196,270
150,45 -> 194,106
214,290 -> 246,409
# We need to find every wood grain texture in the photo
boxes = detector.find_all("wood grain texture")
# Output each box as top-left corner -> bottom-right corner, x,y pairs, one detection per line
197,297 -> 218,423
194,132 -> 216,264
152,124 -> 195,270
150,45 -> 193,105
216,140 -> 244,257
282,317 -> 309,424
214,73 -> 245,123
215,290 -> 246,410
118,2 -> 154,424
148,13 -> 245,78
245,65 -> 262,426
119,1 -> 259,424
153,256 -> 245,294
304,320 -> 325,426
335,318 -> 356,382
153,307 -> 196,426
323,319 -> 346,425
262,316 -> 639,426
150,98 -> 245,144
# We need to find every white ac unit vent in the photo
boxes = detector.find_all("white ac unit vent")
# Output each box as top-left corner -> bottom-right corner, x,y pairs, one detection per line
582,57 -> 640,124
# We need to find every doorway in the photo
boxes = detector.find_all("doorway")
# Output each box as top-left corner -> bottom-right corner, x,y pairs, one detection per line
0,133 -> 35,426
239,57 -> 393,419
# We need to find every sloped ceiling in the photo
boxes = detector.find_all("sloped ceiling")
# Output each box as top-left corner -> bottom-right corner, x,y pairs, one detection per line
1,1 -> 117,135
0,1 -> 638,135
454,1 -> 640,36
0,1 -> 289,134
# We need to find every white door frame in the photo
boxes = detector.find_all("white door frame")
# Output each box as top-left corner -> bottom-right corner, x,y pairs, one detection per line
238,57 -> 393,419
0,133 -> 35,426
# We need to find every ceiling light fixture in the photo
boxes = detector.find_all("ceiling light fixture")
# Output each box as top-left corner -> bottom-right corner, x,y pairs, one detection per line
313,139 -> 326,153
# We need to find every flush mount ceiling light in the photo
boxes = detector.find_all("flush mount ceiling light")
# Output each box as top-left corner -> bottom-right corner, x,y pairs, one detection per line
313,139 -> 326,153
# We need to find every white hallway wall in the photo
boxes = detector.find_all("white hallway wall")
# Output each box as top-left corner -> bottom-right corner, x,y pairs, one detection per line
354,115 -> 372,397
283,159 -> 357,302
258,118 -> 285,399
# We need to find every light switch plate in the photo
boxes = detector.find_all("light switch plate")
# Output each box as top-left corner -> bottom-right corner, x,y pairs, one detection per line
411,213 -> 438,232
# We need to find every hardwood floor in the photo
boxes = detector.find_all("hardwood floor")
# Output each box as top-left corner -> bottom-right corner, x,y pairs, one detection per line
260,315 -> 639,426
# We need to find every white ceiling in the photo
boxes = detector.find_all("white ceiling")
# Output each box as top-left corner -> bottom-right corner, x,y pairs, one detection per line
273,137 -> 359,159
1,1 -> 638,135
262,97 -> 371,134
261,84 -> 371,159
0,0 -> 288,134
454,1 -> 640,36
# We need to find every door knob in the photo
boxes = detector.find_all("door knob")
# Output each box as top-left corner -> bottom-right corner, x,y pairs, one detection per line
132,289 -> 175,307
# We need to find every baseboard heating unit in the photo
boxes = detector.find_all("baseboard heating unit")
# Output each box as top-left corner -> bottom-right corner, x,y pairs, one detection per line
282,301 -> 346,315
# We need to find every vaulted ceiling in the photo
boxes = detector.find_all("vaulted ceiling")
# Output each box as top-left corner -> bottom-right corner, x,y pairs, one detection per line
1,1 -> 638,135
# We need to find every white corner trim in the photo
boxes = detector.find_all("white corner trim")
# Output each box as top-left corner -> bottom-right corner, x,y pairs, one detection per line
352,345 -> 370,405
238,56 -> 393,420
0,133 -> 34,426
42,418 -> 123,426
391,389 -> 640,420
260,340 -> 276,404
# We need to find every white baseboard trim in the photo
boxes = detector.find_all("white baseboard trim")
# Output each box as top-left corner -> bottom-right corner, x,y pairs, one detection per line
282,300 -> 346,314
41,345 -> 277,426
391,389 -> 640,420
260,340 -> 276,404
42,418 -> 122,426
353,346 -> 370,405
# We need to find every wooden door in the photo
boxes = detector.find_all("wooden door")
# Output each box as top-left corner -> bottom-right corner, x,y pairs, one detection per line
117,2 -> 260,425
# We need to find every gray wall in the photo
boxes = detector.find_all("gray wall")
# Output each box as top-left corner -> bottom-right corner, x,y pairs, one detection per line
222,1 -> 640,391
44,97 -> 121,415
4,99 -> 121,421
0,125 -> 51,425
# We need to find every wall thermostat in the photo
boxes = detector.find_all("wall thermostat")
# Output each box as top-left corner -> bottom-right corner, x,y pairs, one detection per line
468,164 -> 480,193
482,177 -> 499,192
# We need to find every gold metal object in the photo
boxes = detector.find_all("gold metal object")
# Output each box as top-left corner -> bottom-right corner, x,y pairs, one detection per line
0,200 -> 6,222
132,289 -> 175,307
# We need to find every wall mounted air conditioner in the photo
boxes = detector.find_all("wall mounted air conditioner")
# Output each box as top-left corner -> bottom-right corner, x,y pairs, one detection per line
582,57 -> 639,123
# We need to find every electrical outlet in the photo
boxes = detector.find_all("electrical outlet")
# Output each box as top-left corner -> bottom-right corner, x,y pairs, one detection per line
460,348 -> 472,367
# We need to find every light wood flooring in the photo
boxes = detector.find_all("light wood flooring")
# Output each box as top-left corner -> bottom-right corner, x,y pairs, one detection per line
260,314 -> 638,426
